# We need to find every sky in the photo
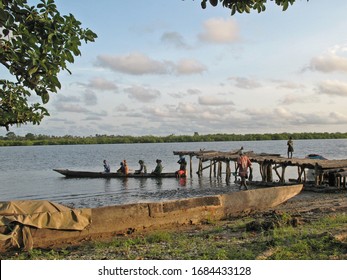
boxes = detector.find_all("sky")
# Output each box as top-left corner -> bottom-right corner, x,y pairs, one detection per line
2,0 -> 347,137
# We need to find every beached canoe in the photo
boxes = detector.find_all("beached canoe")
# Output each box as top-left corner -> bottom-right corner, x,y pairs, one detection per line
0,184 -> 303,251
53,168 -> 182,178
305,154 -> 327,160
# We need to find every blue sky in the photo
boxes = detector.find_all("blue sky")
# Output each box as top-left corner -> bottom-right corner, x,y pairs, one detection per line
3,0 -> 347,136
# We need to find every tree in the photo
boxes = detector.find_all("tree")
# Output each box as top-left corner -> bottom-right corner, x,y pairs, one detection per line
0,0 -> 97,130
25,132 -> 35,140
200,0 -> 308,15
5,131 -> 15,139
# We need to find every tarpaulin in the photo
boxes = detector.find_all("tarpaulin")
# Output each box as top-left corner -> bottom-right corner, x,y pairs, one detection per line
0,200 -> 91,250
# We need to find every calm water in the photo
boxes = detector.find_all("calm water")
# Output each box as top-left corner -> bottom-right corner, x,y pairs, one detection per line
1,139 -> 346,208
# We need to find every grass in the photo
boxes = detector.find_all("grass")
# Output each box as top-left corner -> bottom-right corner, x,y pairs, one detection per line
3,212 -> 347,260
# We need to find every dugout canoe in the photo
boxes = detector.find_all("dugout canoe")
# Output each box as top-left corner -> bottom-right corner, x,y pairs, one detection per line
0,184 -> 303,252
53,168 -> 182,178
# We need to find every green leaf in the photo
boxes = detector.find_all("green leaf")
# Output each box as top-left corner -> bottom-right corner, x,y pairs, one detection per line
41,91 -> 50,104
283,2 -> 289,11
28,66 -> 39,76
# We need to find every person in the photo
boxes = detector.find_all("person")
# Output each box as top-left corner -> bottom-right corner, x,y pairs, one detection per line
236,150 -> 252,190
117,161 -> 125,174
152,159 -> 163,175
103,159 -> 110,173
287,136 -> 294,158
176,156 -> 187,177
135,160 -> 147,174
123,159 -> 129,175
117,160 -> 128,175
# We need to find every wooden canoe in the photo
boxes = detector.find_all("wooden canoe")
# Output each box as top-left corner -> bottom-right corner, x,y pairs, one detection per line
0,184 -> 303,251
53,169 -> 182,178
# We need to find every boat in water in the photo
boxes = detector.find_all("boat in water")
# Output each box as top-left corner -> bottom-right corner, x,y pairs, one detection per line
53,168 -> 183,178
0,184 -> 303,251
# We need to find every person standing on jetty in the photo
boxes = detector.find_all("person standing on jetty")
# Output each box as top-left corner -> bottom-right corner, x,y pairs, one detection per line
236,149 -> 252,190
287,136 -> 294,158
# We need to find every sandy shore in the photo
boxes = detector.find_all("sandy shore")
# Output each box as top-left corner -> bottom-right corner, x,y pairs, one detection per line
273,189 -> 347,214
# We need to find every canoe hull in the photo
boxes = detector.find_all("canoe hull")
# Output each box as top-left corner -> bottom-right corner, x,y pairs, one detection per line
0,184 -> 302,251
53,169 -> 181,178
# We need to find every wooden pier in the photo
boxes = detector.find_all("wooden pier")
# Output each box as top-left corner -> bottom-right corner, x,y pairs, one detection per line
173,149 -> 347,188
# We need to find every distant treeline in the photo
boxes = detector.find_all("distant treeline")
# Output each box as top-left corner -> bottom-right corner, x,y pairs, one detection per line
0,132 -> 347,147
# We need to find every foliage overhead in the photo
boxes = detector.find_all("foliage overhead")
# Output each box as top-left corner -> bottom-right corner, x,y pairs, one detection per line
200,0 -> 308,15
0,0 -> 97,130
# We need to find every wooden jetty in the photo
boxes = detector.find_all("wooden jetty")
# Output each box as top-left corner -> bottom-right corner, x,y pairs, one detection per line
173,149 -> 347,188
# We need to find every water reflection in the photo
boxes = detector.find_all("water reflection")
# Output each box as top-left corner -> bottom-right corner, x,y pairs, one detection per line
138,178 -> 148,189
103,178 -> 111,191
178,177 -> 187,187
154,178 -> 163,189
120,177 -> 129,189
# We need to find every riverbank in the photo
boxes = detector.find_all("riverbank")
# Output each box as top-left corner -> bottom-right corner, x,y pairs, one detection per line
3,190 -> 347,260
1,132 -> 347,146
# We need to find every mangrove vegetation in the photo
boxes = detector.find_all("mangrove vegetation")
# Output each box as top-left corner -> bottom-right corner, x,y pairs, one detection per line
1,132 -> 347,146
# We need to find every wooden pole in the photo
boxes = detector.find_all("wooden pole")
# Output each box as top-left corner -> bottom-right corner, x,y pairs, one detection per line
189,155 -> 193,177
273,164 -> 282,182
267,164 -> 273,182
226,160 -> 231,178
281,165 -> 286,183
198,159 -> 203,177
217,161 -> 222,177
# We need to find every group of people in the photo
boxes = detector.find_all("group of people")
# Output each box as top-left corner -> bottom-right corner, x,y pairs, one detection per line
102,137 -> 294,190
236,137 -> 295,189
102,158 -> 162,175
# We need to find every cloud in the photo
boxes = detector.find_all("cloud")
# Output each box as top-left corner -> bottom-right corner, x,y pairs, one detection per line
115,104 -> 130,112
83,89 -> 98,106
316,80 -> 347,97
274,80 -> 306,90
55,95 -> 81,103
161,32 -> 190,49
54,103 -> 90,113
96,53 -> 169,75
87,77 -> 118,92
83,116 -> 103,121
198,18 -> 239,44
307,45 -> 347,73
176,102 -> 198,114
96,53 -> 205,76
308,55 -> 347,73
145,106 -> 173,118
199,95 -> 234,106
228,76 -> 262,89
175,59 -> 207,75
278,94 -> 319,105
169,88 -> 201,98
124,85 -> 161,102
240,107 -> 347,128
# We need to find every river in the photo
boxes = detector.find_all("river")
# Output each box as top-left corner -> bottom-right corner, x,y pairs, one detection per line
1,139 -> 346,208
